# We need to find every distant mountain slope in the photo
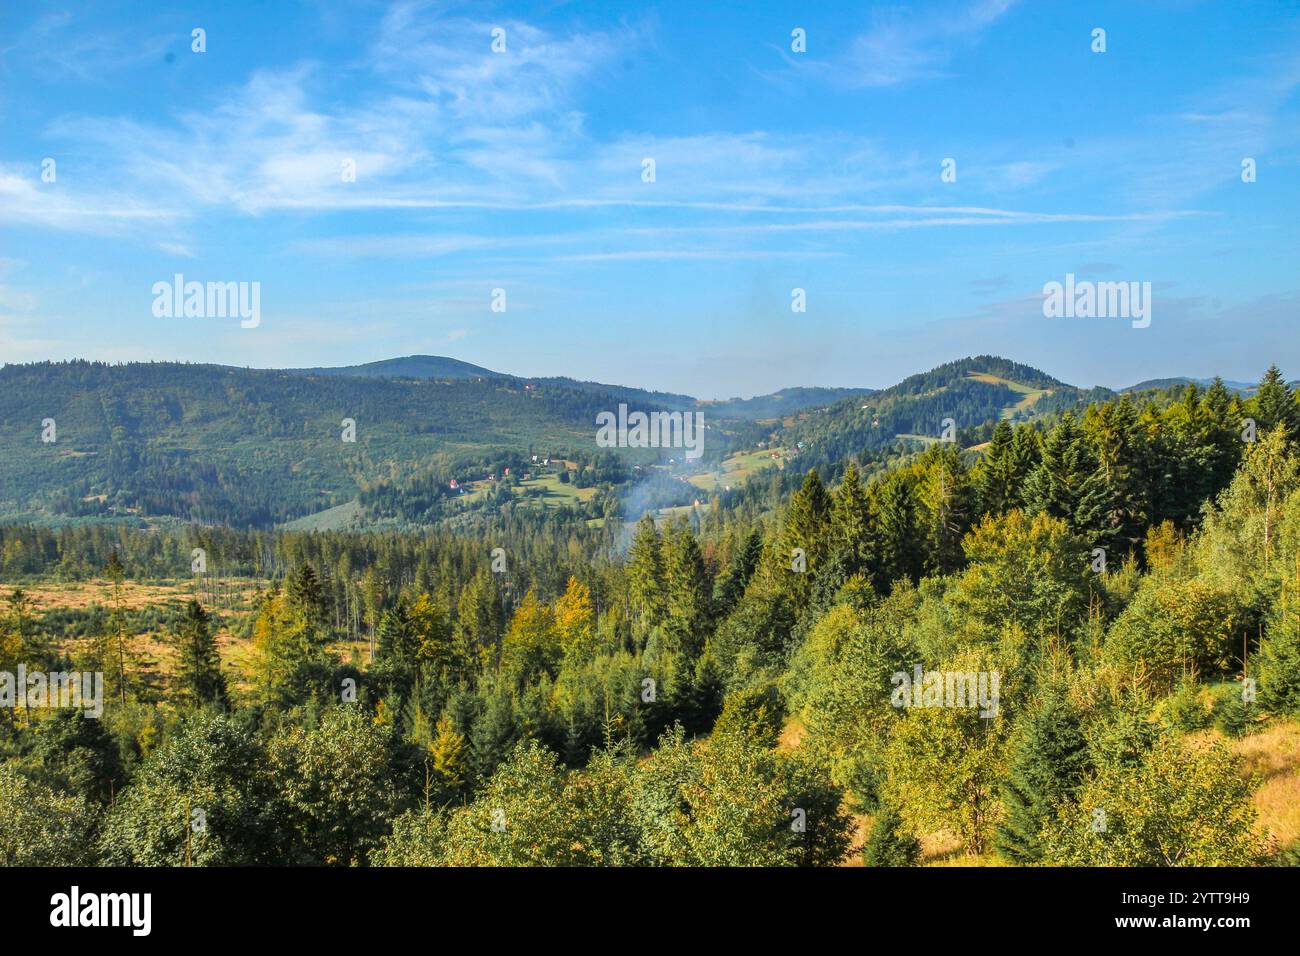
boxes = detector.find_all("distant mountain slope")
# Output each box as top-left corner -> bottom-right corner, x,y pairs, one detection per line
0,361 -> 643,527
289,355 -> 698,410
8,354 -> 1272,531
284,355 -> 863,420
776,356 -> 1084,466
290,355 -> 505,381
534,376 -> 696,409
1122,376 -> 1260,395
702,386 -> 876,420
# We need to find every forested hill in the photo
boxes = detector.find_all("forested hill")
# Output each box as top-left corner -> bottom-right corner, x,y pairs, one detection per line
1122,376 -> 1262,395
285,356 -> 882,420
777,355 -> 1090,467
289,355 -> 699,409
702,386 -> 876,420
0,359 -> 859,528
289,355 -> 506,381
2,363 -> 1299,870
0,360 -> 628,527
0,354 -> 1262,531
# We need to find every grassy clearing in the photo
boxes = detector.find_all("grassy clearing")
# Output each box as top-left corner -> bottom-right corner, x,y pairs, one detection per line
686,449 -> 782,490
22,577 -> 374,698
280,499 -> 362,531
22,580 -> 256,680
1232,718 -> 1300,851
653,503 -> 707,525
515,473 -> 596,506
966,372 -> 1052,420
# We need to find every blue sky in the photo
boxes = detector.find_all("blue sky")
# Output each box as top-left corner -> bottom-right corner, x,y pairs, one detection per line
1,0 -> 1298,398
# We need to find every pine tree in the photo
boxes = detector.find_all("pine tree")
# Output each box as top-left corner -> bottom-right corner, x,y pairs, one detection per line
1253,364 -> 1299,443
713,528 -> 762,618
171,600 -> 228,708
626,516 -> 665,633
974,420 -> 1017,516
862,804 -> 921,866
662,522 -> 712,658
871,473 -> 923,588
916,443 -> 972,575
831,462 -> 873,570
995,691 -> 1089,864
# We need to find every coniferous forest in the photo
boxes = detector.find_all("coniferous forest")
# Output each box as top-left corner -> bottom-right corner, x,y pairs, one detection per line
3,361 -> 1299,868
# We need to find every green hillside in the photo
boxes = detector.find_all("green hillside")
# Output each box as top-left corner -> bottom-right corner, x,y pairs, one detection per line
776,356 -> 1083,467
0,361 -> 638,527
290,355 -> 505,381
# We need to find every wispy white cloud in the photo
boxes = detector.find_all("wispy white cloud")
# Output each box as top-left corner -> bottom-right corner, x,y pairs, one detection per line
0,11 -> 175,82
811,0 -> 1019,89
0,167 -> 181,232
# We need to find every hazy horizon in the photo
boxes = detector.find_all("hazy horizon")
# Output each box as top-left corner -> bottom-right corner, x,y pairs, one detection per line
0,347 -> 1285,402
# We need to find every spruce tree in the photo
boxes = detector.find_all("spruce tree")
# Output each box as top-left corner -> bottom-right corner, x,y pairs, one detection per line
626,515 -> 665,632
1258,612 -> 1300,718
0,587 -> 44,669
377,599 -> 418,665
1085,396 -> 1150,553
1202,377 -> 1243,496
778,469 -> 832,609
871,473 -> 923,588
713,528 -> 762,618
831,462 -> 874,570
974,420 -> 1017,516
286,563 -> 328,632
916,443 -> 972,575
429,714 -> 468,795
995,691 -> 1089,864
1253,364 -> 1299,443
1007,423 -> 1041,501
1023,413 -> 1108,541
101,550 -> 132,706
171,600 -> 228,708
454,570 -> 505,661
862,804 -> 921,866
662,522 -> 711,658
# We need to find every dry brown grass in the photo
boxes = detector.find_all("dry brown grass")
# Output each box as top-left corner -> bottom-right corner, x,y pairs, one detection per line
18,579 -> 272,691
776,716 -> 805,751
1232,718 -> 1300,852
842,813 -> 870,867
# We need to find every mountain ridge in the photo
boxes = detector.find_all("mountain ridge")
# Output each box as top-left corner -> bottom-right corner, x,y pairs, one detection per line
2,353 -> 1287,530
